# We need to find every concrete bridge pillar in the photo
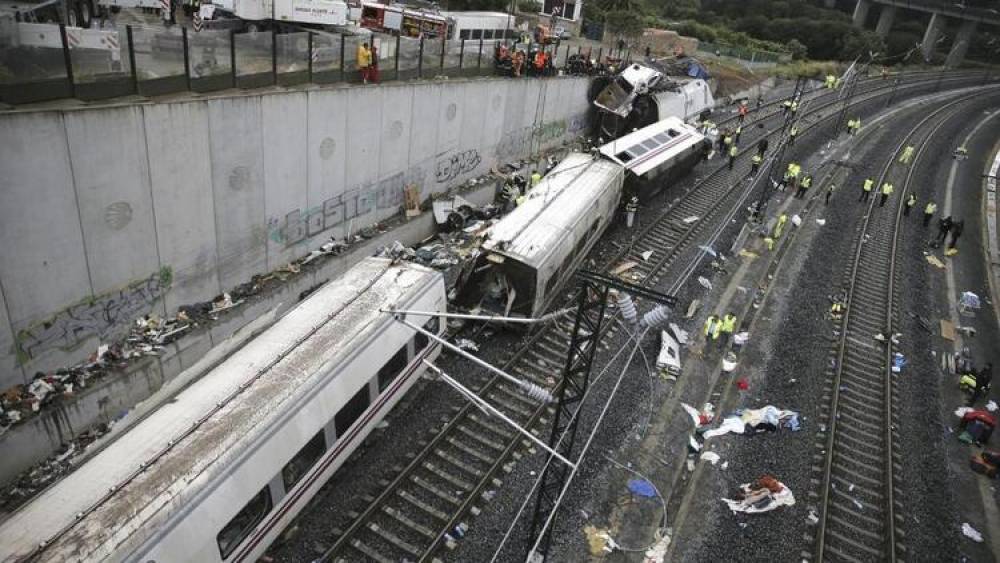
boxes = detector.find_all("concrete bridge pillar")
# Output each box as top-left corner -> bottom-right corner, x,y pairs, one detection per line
921,12 -> 945,62
875,5 -> 896,37
852,0 -> 871,28
946,20 -> 977,67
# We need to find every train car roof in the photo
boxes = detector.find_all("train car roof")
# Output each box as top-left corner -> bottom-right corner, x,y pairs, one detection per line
599,117 -> 705,177
0,258 -> 440,563
483,152 -> 623,269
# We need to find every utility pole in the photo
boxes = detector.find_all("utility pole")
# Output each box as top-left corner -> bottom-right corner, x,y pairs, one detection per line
751,75 -> 807,222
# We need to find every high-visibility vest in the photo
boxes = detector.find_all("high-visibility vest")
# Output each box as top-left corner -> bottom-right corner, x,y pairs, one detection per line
721,315 -> 736,333
729,146 -> 738,157
790,126 -> 799,137
906,195 -> 917,207
531,172 -> 542,186
790,101 -> 799,112
863,179 -> 874,192
801,176 -> 812,188
882,182 -> 894,195
724,135 -> 734,146
925,202 -> 937,215
704,317 -> 720,338
751,154 -> 763,165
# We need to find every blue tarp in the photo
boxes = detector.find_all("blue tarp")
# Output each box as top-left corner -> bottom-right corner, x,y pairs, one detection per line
627,479 -> 658,498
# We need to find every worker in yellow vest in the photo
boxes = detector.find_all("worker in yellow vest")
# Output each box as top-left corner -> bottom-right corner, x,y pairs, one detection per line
704,315 -> 721,345
923,201 -> 937,227
899,145 -> 915,165
530,170 -> 542,187
879,181 -> 894,207
773,213 -> 788,239
728,145 -> 738,170
904,193 -> 917,216
719,312 -> 737,349
859,177 -> 874,202
795,174 -> 812,199
751,153 -> 763,175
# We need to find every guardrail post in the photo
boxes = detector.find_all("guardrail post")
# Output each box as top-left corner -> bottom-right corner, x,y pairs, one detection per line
127,25 -> 139,94
478,38 -> 483,72
271,29 -> 277,83
340,34 -> 345,81
394,35 -> 400,79
182,27 -> 191,90
458,38 -> 464,71
418,37 -> 424,79
307,31 -> 313,82
59,24 -> 76,98
229,29 -> 237,88
439,36 -> 445,70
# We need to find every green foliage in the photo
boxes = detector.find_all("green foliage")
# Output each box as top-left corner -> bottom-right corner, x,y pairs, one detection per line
786,38 -> 807,60
516,0 -> 537,12
605,10 -> 645,37
768,60 -> 841,79
159,265 -> 174,288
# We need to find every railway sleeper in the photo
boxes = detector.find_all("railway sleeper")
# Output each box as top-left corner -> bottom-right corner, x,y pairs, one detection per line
411,474 -> 463,505
830,485 -> 881,514
347,537 -> 395,563
397,489 -> 451,522
383,506 -> 438,540
824,525 -> 886,558
485,392 -> 533,418
367,522 -> 422,557
830,459 -> 883,489
467,412 -> 515,439
445,436 -> 496,464
456,424 -> 505,451
435,448 -> 486,478
423,460 -> 474,491
831,429 -> 885,458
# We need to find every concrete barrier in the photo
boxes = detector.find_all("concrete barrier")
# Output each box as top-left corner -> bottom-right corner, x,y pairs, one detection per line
0,76 -> 593,481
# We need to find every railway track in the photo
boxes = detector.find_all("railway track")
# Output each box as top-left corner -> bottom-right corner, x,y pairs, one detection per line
810,91 -> 988,563
315,71 -> 992,563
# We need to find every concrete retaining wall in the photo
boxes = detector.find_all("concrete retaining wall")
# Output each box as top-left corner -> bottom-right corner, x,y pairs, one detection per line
0,76 -> 592,391
0,76 -> 592,482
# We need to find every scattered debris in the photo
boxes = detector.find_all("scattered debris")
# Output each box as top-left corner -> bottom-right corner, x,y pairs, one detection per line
683,216 -> 700,224
807,510 -> 819,525
611,261 -> 640,276
926,255 -> 946,269
668,323 -> 689,345
584,525 -> 619,555
627,479 -> 659,498
721,475 -> 795,514
791,214 -> 802,227
657,330 -> 682,377
698,276 -> 713,291
688,435 -> 703,453
891,353 -> 906,373
987,401 -> 998,413
704,406 -> 802,439
641,250 -> 655,261
738,249 -> 759,259
684,300 -> 700,319
700,451 -> 721,465
815,218 -> 826,226
643,531 -> 671,563
454,338 -> 479,352
722,352 -> 739,372
698,245 -> 718,257
682,403 -> 715,428
961,523 -> 984,543
735,378 -> 749,391
940,319 -> 956,341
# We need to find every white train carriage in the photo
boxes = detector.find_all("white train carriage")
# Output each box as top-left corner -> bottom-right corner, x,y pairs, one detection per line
0,257 -> 445,563
599,116 -> 711,200
457,152 -> 625,319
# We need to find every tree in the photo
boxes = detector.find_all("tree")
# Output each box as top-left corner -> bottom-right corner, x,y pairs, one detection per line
786,38 -> 808,60
605,9 -> 645,37
840,28 -> 885,61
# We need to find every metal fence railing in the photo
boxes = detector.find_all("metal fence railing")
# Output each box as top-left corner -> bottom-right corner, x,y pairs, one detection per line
697,40 -> 790,64
0,21 -> 631,106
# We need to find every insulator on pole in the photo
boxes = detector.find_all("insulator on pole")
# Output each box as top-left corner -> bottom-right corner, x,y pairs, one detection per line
640,305 -> 672,330
518,380 -> 556,404
617,292 -> 638,329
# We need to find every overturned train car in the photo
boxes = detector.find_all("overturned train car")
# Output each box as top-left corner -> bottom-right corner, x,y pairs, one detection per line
458,118 -> 707,319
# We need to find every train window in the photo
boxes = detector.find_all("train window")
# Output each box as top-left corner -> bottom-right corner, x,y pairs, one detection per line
335,386 -> 371,436
614,76 -> 633,93
642,139 -> 659,150
653,133 -> 670,143
378,346 -> 408,392
414,317 -> 440,352
667,129 -> 680,137
460,30 -> 470,39
615,151 -> 633,162
217,487 -> 272,560
282,431 -> 326,492
472,29 -> 482,39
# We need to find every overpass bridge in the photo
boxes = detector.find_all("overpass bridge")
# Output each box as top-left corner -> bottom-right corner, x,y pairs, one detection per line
852,0 -> 1000,65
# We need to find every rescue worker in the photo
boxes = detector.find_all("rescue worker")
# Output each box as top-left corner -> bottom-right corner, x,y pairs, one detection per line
830,299 -> 845,321
795,174 -> 812,199
738,102 -> 748,124
782,99 -> 793,116
624,196 -> 638,228
850,117 -> 861,136
923,201 -> 937,227
530,169 -> 542,188
773,213 -> 788,239
824,74 -> 837,89
789,99 -> 799,115
757,138 -> 769,156
719,312 -> 737,349
751,152 -> 763,175
734,124 -> 743,144
825,183 -> 836,205
723,132 -> 734,152
501,179 -> 520,212
357,42 -> 372,84
728,145 -> 738,170
788,124 -> 799,145
899,145 -> 915,165
948,219 -> 965,250
904,193 -> 917,216
703,314 -> 721,346
935,215 -> 953,246
784,162 -> 801,191
859,177 -> 874,202
879,181 -> 894,207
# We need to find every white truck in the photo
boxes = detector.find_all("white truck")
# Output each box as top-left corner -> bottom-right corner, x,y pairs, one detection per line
440,10 -> 511,40
198,0 -> 348,31
0,0 -> 158,28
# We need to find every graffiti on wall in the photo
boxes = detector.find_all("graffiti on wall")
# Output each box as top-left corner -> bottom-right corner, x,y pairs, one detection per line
435,149 -> 481,184
15,268 -> 171,363
269,167 -> 426,247
495,113 -> 589,160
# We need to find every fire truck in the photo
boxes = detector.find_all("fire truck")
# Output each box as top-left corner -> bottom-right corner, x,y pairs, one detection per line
357,4 -> 512,40
198,0 -> 349,30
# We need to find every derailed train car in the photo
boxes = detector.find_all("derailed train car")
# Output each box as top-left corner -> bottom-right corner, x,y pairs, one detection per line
458,117 -> 708,319
0,258 -> 445,563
